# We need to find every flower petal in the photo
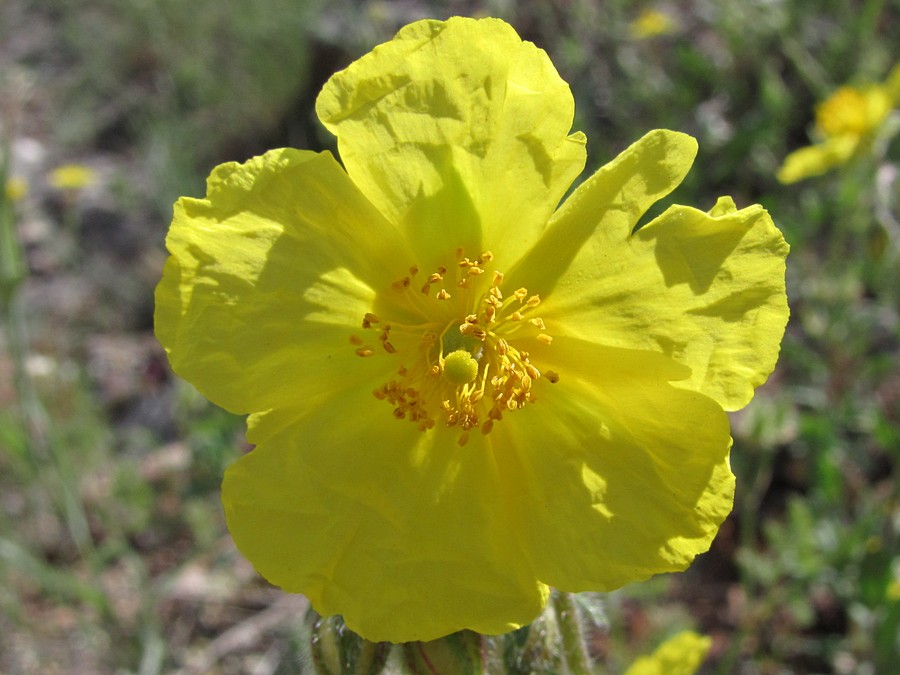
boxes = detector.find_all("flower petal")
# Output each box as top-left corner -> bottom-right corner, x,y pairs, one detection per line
539,192 -> 788,411
222,392 -> 548,643
624,630 -> 712,675
155,148 -> 409,414
777,136 -> 858,183
316,17 -> 586,269
497,338 -> 734,591
505,129 -> 697,291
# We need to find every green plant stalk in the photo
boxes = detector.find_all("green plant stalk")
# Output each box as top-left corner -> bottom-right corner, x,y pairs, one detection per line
552,590 -> 592,675
0,154 -> 94,560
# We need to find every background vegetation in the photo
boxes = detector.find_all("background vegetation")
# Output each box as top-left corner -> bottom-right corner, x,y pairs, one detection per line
1,0 -> 897,672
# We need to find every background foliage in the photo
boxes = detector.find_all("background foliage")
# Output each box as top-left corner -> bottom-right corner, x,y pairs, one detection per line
1,0 -> 897,672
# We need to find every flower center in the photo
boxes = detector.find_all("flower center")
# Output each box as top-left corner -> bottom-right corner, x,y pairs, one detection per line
351,249 -> 558,446
816,87 -> 870,137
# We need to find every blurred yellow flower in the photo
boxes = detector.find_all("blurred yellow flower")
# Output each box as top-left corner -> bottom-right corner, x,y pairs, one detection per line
624,631 -> 712,675
156,17 -> 789,642
48,163 -> 97,190
4,176 -> 27,202
888,576 -> 900,601
629,9 -> 677,39
778,64 -> 900,183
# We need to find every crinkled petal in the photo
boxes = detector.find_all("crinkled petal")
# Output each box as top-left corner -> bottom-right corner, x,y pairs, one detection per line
777,135 -> 859,183
222,392 -> 548,643
538,191 -> 789,411
155,149 -> 410,414
316,17 -> 586,269
505,129 -> 697,291
497,338 -> 734,591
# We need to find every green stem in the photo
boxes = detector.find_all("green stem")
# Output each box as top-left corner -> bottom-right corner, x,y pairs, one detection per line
552,591 -> 592,675
1,148 -> 94,559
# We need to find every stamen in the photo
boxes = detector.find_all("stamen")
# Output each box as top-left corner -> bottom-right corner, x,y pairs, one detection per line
356,247 -> 558,441
392,277 -> 411,291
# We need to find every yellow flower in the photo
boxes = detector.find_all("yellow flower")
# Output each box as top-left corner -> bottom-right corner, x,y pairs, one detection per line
778,64 -> 900,183
624,631 -> 712,675
155,17 -> 789,643
629,9 -> 678,40
5,176 -> 27,202
47,163 -> 96,190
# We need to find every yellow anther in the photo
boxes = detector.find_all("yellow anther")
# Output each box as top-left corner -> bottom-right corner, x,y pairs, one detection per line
392,277 -> 411,291
537,334 -> 553,345
427,272 -> 444,283
481,251 -> 494,262
510,311 -> 524,321
492,271 -> 504,287
526,295 -> 541,308
467,267 -> 485,276
355,347 -> 375,357
530,317 -> 546,329
514,288 -> 528,301
436,289 -> 451,300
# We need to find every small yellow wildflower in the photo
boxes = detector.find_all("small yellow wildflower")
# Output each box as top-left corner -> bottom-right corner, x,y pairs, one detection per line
888,578 -> 900,601
624,631 -> 712,675
47,163 -> 97,190
155,17 -> 789,643
4,176 -> 27,202
778,64 -> 900,183
629,9 -> 678,39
